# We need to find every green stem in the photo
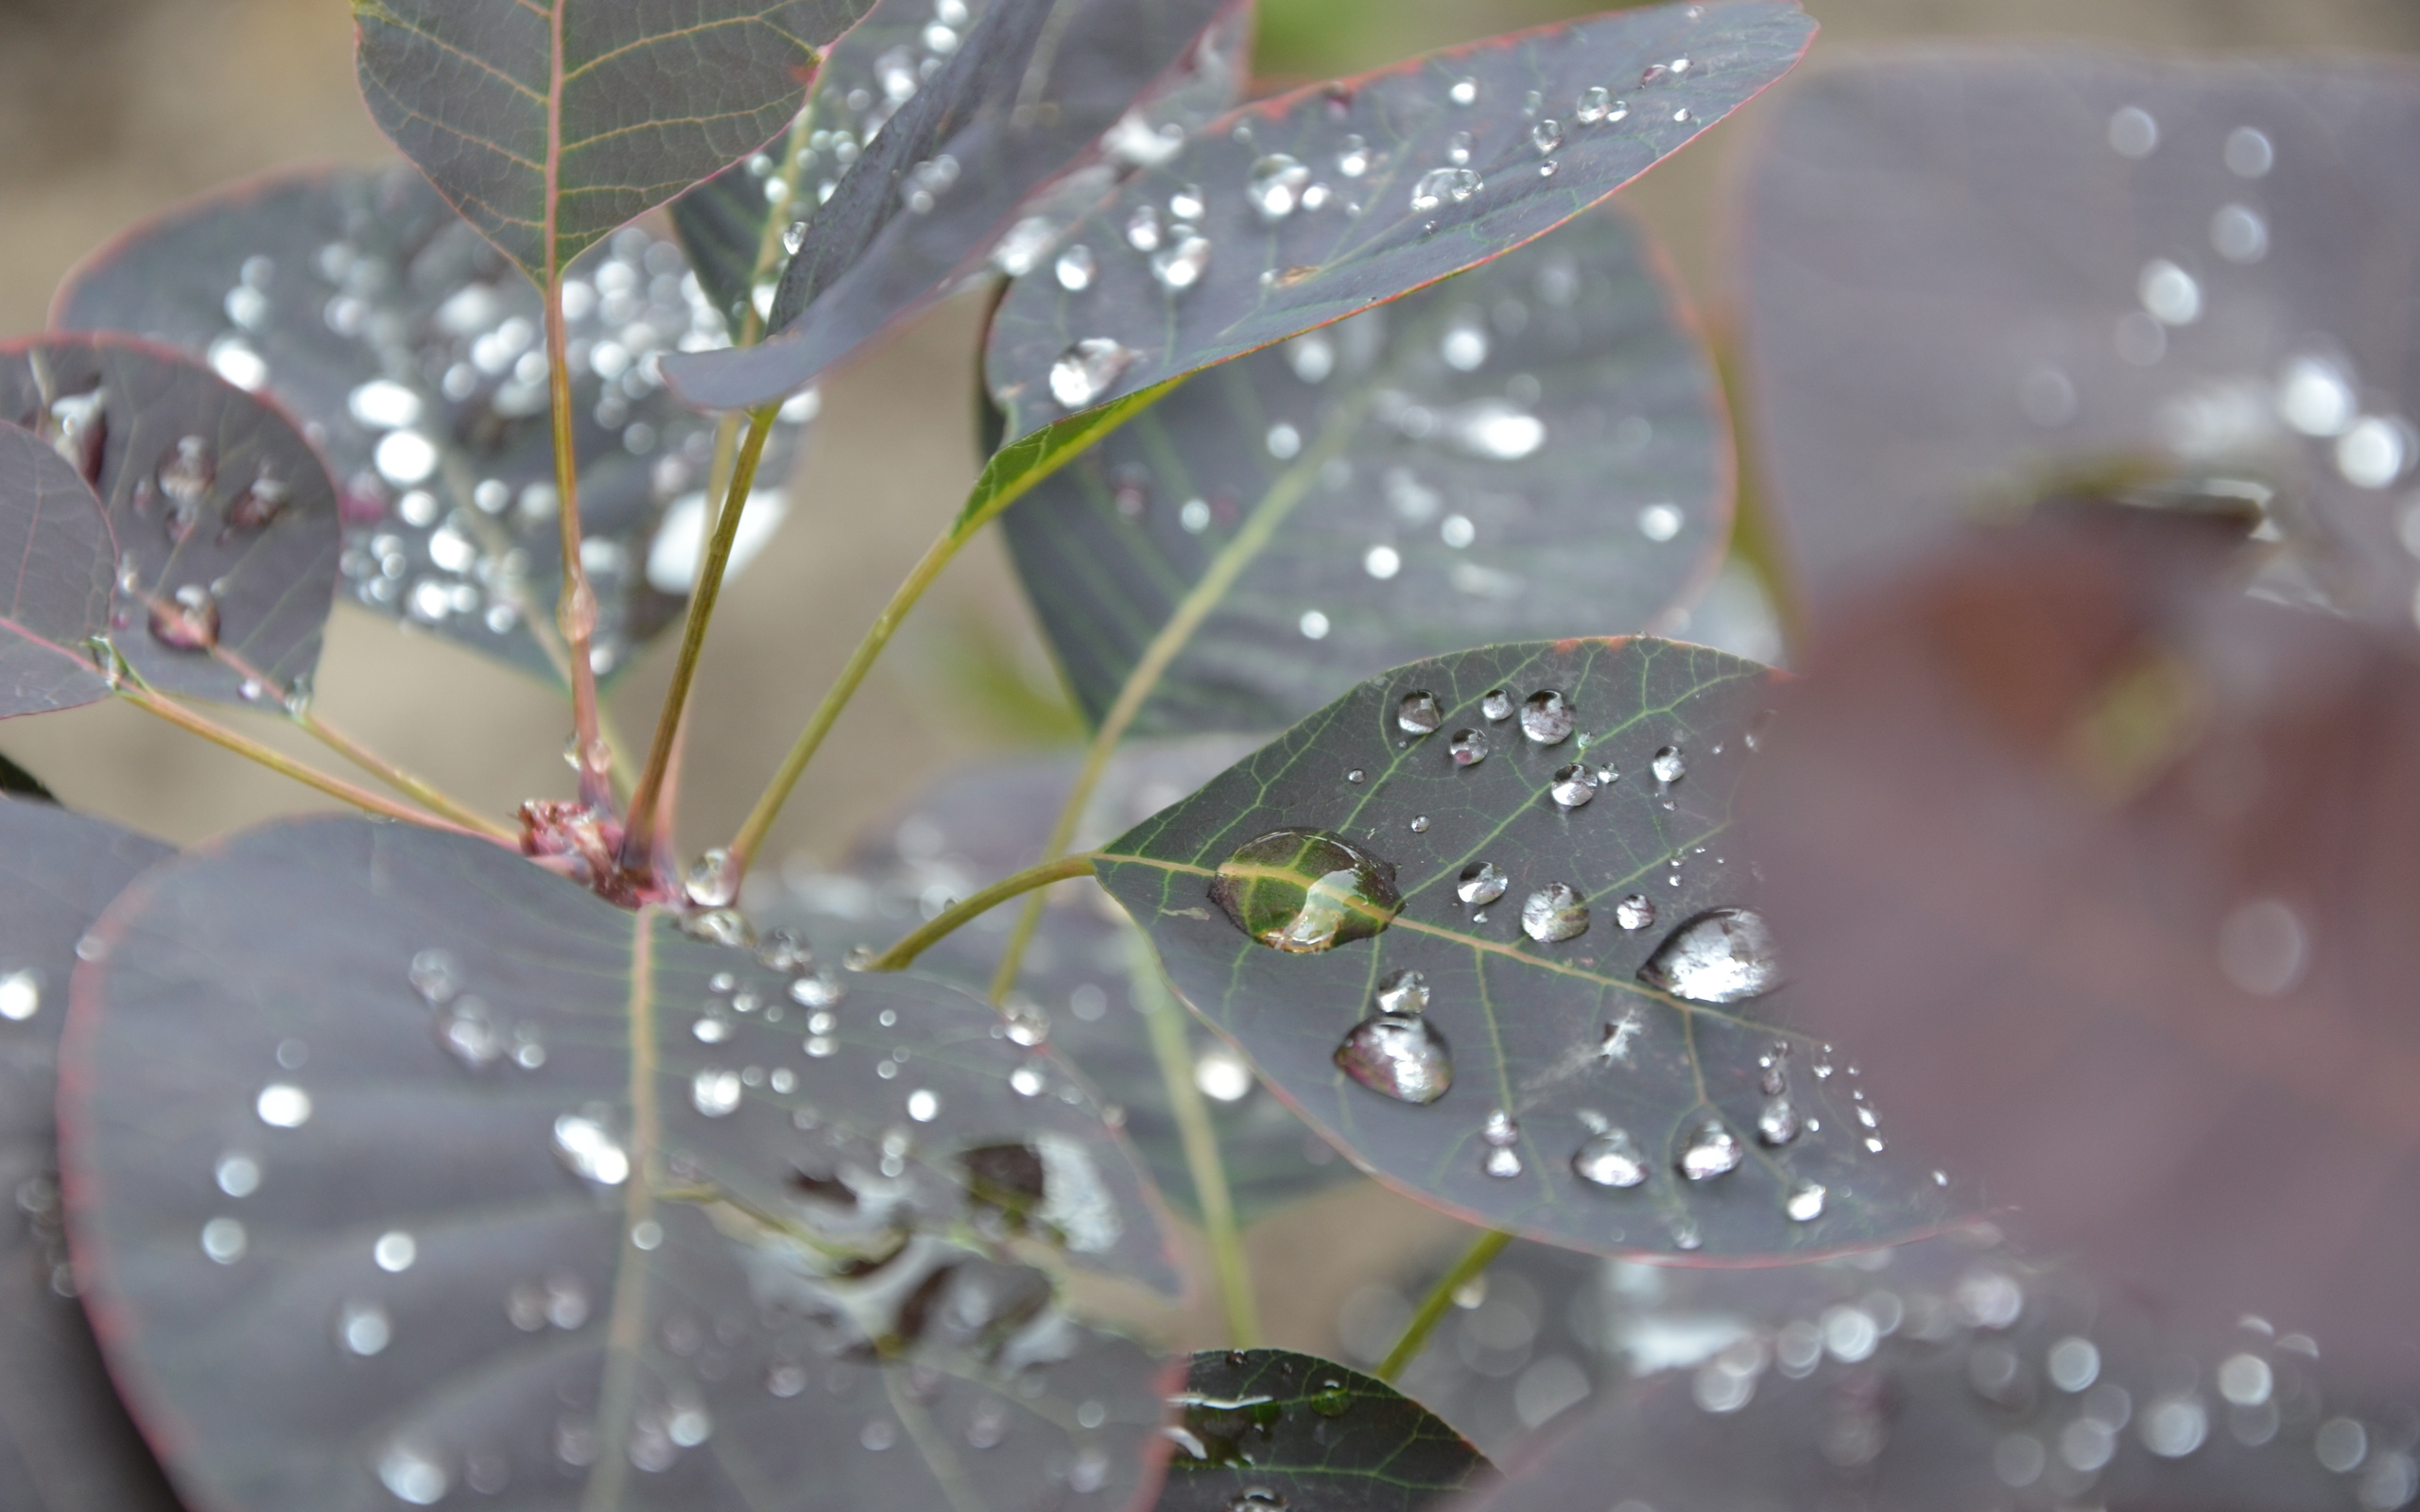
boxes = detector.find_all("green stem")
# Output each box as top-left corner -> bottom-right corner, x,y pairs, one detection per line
1129,930 -> 1259,1347
862,853 -> 1099,972
294,710 -> 516,843
1376,1228 -> 1513,1383
622,405 -> 777,864
544,274 -> 614,813
584,906 -> 662,1512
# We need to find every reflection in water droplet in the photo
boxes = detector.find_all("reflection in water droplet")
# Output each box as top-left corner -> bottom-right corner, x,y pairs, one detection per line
1614,895 -> 1656,932
1054,244 -> 1097,291
1409,167 -> 1481,212
1639,909 -> 1781,1003
1449,729 -> 1490,767
552,1113 -> 630,1185
1396,690 -> 1442,733
1049,339 -> 1132,408
1211,831 -> 1401,953
1152,232 -> 1212,291
1520,691 -> 1575,745
1521,885 -> 1587,943
1457,862 -> 1507,908
1787,1182 -> 1827,1222
1573,1125 -> 1647,1188
1335,1013 -> 1451,1103
1249,154 -> 1311,219
1678,1120 -> 1742,1180
683,848 -> 738,909
1651,746 -> 1686,784
1549,765 -> 1599,808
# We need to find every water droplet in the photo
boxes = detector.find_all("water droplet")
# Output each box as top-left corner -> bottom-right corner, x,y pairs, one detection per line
1337,134 -> 1372,178
1336,1014 -> 1452,1103
1048,338 -> 1133,408
683,848 -> 738,909
1786,1182 -> 1827,1222
1449,77 -> 1478,105
1575,86 -> 1618,124
2139,259 -> 2202,325
1249,154 -> 1310,219
200,1215 -> 246,1263
907,1088 -> 940,1122
1054,244 -> 1097,291
1230,1492 -> 1289,1512
1639,909 -> 1781,1003
552,1112 -> 630,1185
2338,417 -> 2410,490
1457,862 -> 1507,908
340,1299 -> 392,1355
1396,690 -> 1442,733
2108,105 -> 2159,158
1298,609 -> 1329,639
1449,729 -> 1490,766
1267,421 -> 1302,459
692,1069 -> 742,1117
2048,1336 -> 2100,1392
2212,202 -> 2268,264
1651,745 -> 1686,784
47,388 -> 107,481
1549,764 -> 1599,809
1194,1044 -> 1252,1101
1678,1119 -> 1742,1180
1168,183 -> 1206,222
1612,895 -> 1656,932
215,1152 -> 259,1196
1758,1098 -> 1801,1146
1442,323 -> 1489,370
1151,232 -> 1212,291
1409,167 -> 1480,212
1010,1062 -> 1046,1097
1531,118 -> 1564,153
1519,691 -> 1576,746
0,970 -> 40,1022
789,972 -> 845,1009
1572,1125 -> 1648,1187
2218,1352 -> 2273,1407
148,585 -> 220,652
377,1442 -> 447,1505
373,1229 -> 417,1272
1479,689 -> 1513,721
406,949 -> 458,1004
1344,767 -> 1365,783
1211,830 -> 1402,954
1637,502 -> 1684,541
2225,125 -> 2273,178
256,1083 -> 311,1128
781,219 -> 808,255
2279,355 -> 2356,437
227,470 -> 288,530
1520,884 -> 1587,943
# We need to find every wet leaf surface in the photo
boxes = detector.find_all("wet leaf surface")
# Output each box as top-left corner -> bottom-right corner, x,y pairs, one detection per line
1004,205 -> 1729,736
61,816 -> 1178,1512
982,0 -> 1814,441
1097,638 -> 1961,1261
663,0 -> 1246,409
1737,51 -> 2420,635
53,166 -> 809,685
752,743 -> 1367,1226
0,421 -> 114,718
352,0 -> 877,285
0,336 -> 339,709
0,798 -> 180,1509
1737,507 -> 2420,1393
1158,1349 -> 1490,1512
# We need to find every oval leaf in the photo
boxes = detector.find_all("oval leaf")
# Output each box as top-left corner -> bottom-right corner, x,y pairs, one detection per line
352,0 -> 878,284
0,797 -> 179,1510
0,421 -> 115,718
1161,1349 -> 1490,1512
663,0 -> 1248,409
61,816 -> 1177,1512
55,166 -> 809,684
1004,205 -> 1729,736
0,335 -> 339,707
1097,638 -> 1962,1260
1737,51 -> 2420,634
981,0 -> 1814,440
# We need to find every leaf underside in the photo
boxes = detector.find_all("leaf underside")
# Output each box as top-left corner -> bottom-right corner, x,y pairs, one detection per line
0,336 -> 341,709
983,0 -> 1815,440
0,422 -> 115,718
1004,204 -> 1731,737
1098,637 -> 1962,1262
61,816 -> 1179,1512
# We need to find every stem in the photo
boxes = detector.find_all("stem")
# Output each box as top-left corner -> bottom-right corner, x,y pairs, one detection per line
1129,931 -> 1258,1346
1376,1228 -> 1513,1383
119,684 -> 502,841
623,405 -> 776,863
726,521 -> 968,872
545,275 -> 614,812
294,710 -> 517,842
862,853 -> 1098,972
584,906 -> 662,1512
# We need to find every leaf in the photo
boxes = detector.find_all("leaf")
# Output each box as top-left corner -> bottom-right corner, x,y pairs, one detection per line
0,336 -> 340,709
670,0 -> 1253,340
350,0 -> 877,287
981,0 -> 1815,442
60,816 -> 1179,1512
1460,1230 -> 2404,1512
1735,506 -> 2420,1394
1096,638 -> 1962,1260
662,0 -> 1250,409
0,421 -> 115,719
53,166 -> 810,684
755,742 -> 1368,1225
0,749 -> 59,802
1003,205 -> 1730,737
959,378 -> 1184,537
0,796 -> 181,1509
1160,1349 -> 1490,1512
1735,51 -> 2420,634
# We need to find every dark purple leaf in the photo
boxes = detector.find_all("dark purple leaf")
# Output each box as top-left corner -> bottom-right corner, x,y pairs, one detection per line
752,742 -> 1367,1225
0,336 -> 339,709
978,0 -> 1814,442
60,816 -> 1178,1512
1156,1349 -> 1491,1512
1097,638 -> 1962,1261
1736,507 -> 2420,1394
663,0 -> 1251,409
352,0 -> 878,286
0,421 -> 114,718
1004,206 -> 1730,736
1737,50 -> 2420,635
0,796 -> 180,1509
54,166 -> 809,684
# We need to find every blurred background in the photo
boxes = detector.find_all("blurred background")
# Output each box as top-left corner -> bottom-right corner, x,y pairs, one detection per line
1,0 -> 2415,1422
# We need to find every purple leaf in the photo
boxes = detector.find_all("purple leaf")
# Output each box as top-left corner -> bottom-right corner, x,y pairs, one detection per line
0,421 -> 115,719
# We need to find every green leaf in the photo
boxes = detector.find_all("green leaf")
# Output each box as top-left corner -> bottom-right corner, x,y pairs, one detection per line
62,816 -> 1178,1512
1157,1349 -> 1491,1512
1002,205 -> 1730,737
1097,638 -> 1962,1260
959,379 -> 1183,539
352,0 -> 877,284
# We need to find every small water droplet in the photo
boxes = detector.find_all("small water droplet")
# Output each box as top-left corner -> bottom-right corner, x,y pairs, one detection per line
1048,338 -> 1132,408
374,1229 -> 417,1272
1397,690 -> 1442,733
200,1216 -> 247,1263
1449,729 -> 1490,766
0,969 -> 40,1022
1229,1492 -> 1289,1512
1520,884 -> 1587,943
1651,746 -> 1686,784
1549,764 -> 1599,809
1409,167 -> 1481,212
1575,86 -> 1617,124
683,848 -> 739,909
1758,1098 -> 1801,1146
1639,909 -> 1781,1003
1373,968 -> 1429,1017
789,972 -> 845,1009
1409,815 -> 1429,833
1344,767 -> 1365,783
1335,1014 -> 1451,1103
1572,1125 -> 1648,1188
1520,691 -> 1576,745
692,1069 -> 742,1118
1337,134 -> 1372,178
552,1112 -> 630,1185
1531,118 -> 1564,153
1457,861 -> 1508,908
1010,1062 -> 1046,1097
1482,1108 -> 1518,1145
906,1088 -> 940,1123
1249,154 -> 1310,219
1479,689 -> 1513,721
1449,76 -> 1478,105
148,585 -> 220,652
1613,895 -> 1656,932
1678,1119 -> 1742,1180
2108,104 -> 2159,158
256,1083 -> 311,1128
1054,244 -> 1097,291
1786,1182 -> 1827,1222
1211,830 -> 1401,953
376,1442 -> 447,1505
2224,125 -> 2273,178
782,219 -> 808,254
1194,1044 -> 1252,1101
215,1152 -> 260,1196
340,1299 -> 392,1355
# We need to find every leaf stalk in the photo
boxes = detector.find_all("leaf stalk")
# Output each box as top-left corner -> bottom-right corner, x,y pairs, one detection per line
1376,1228 -> 1513,1383
293,709 -> 516,842
544,275 -> 615,813
861,852 -> 1100,972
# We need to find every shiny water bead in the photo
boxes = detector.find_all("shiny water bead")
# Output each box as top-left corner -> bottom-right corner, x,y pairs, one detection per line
1757,1098 -> 1801,1146
1211,830 -> 1401,954
1151,233 -> 1212,292
1408,815 -> 1430,833
683,848 -> 739,909
1520,884 -> 1587,942
1374,968 -> 1428,1016
1575,86 -> 1616,123
1248,154 -> 1310,219
1572,1126 -> 1648,1188
1531,119 -> 1564,154
1448,729 -> 1490,766
1449,77 -> 1478,105
1786,1182 -> 1827,1222
1456,861 -> 1508,908
0,969 -> 41,1022
1396,690 -> 1442,734
1548,764 -> 1599,808
1480,689 -> 1514,721
1053,244 -> 1097,291
1519,690 -> 1575,745
1677,1119 -> 1743,1180
689,1071 -> 739,1115
1048,338 -> 1132,407
148,585 -> 221,651
1650,745 -> 1686,784
1639,909 -> 1782,1004
1337,135 -> 1372,177
1613,894 -> 1656,932
1409,167 -> 1480,212
551,1113 -> 630,1185
1335,1013 -> 1451,1103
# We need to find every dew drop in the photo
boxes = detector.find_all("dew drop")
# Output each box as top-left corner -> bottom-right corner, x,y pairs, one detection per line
1576,86 -> 1616,124
1482,1145 -> 1522,1178
1613,895 -> 1656,932
692,1070 -> 742,1117
907,1088 -> 940,1122
1531,118 -> 1564,153
1337,135 -> 1372,177
2139,259 -> 2202,326
1194,1044 -> 1253,1101
1480,689 -> 1513,721
1148,232 -> 1213,293
1786,1182 -> 1827,1222
1639,909 -> 1781,1003
1335,1013 -> 1451,1103
376,1442 -> 447,1505
374,1229 -> 418,1273
2108,105 -> 2159,158
1210,830 -> 1401,954
1409,167 -> 1480,212
148,585 -> 220,652
1520,884 -> 1587,943
1650,746 -> 1686,784
200,1216 -> 246,1263
1396,690 -> 1442,733
1549,764 -> 1599,809
683,848 -> 739,909
215,1152 -> 260,1196
0,970 -> 40,1022
1054,244 -> 1097,291
1048,338 -> 1133,408
1519,691 -> 1576,746
2224,125 -> 2273,178
1448,729 -> 1489,766
1010,1062 -> 1046,1097
1758,1098 -> 1801,1146
1409,815 -> 1429,833
1455,863 -> 1507,910
256,1083 -> 311,1128
551,1112 -> 630,1185
1344,767 -> 1365,783
1248,154 -> 1311,219
340,1300 -> 392,1356
1677,1119 -> 1743,1180
1449,77 -> 1478,105
1573,1126 -> 1648,1188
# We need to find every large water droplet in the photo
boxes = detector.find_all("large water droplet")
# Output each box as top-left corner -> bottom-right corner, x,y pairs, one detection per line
1520,885 -> 1587,943
1520,691 -> 1575,745
1457,861 -> 1507,907
1678,1119 -> 1743,1180
1048,338 -> 1133,408
683,848 -> 739,909
148,585 -> 220,652
1639,909 -> 1781,1003
1211,830 -> 1401,953
1573,1126 -> 1648,1188
1549,764 -> 1599,809
1335,1014 -> 1451,1103
1151,232 -> 1212,292
552,1112 -> 630,1185
1397,690 -> 1442,734
1449,729 -> 1490,766
1249,154 -> 1310,219
1409,167 -> 1480,212
1531,118 -> 1564,154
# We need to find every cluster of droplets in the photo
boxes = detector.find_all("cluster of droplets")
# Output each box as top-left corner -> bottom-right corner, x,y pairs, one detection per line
409,948 -> 547,1074
1044,174 -> 1224,408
